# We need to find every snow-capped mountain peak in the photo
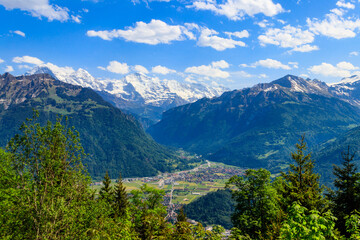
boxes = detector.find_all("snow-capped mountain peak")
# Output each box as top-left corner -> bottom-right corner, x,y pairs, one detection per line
26,65 -> 228,123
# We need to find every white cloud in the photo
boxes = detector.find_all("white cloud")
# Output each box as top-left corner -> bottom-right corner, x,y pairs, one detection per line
197,28 -> 246,51
308,62 -> 358,77
106,61 -> 129,74
87,19 -> 191,44
185,62 -> 230,79
336,0 -> 355,9
134,65 -> 149,74
71,15 -> 81,23
224,30 -> 250,38
13,30 -> 25,37
288,62 -> 299,69
13,56 -> 44,65
300,74 -> 309,78
189,0 -> 284,21
290,44 -> 319,53
258,25 -> 318,52
350,51 -> 359,56
0,58 -> 4,64
97,66 -> 106,71
257,19 -> 272,28
330,8 -> 346,16
259,73 -> 268,78
337,61 -> 359,70
307,13 -> 360,39
211,60 -> 229,69
152,65 -> 176,75
0,0 -> 70,22
5,65 -> 14,72
18,64 -> 32,69
252,58 -> 291,70
232,70 -> 253,78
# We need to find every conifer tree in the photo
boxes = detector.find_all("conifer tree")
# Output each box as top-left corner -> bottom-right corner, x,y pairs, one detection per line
177,207 -> 187,222
99,171 -> 113,202
281,135 -> 324,212
113,173 -> 128,218
330,147 -> 360,236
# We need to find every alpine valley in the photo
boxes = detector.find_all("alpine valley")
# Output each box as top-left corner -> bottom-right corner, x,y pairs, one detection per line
0,73 -> 199,180
148,75 -> 360,175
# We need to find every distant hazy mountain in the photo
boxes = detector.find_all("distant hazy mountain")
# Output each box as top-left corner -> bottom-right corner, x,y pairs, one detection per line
27,64 -> 228,123
148,75 -> 360,171
0,73 -> 192,179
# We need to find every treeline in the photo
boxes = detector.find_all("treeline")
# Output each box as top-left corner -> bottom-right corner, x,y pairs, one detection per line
226,136 -> 360,239
0,115 -> 225,239
1,116 -> 360,239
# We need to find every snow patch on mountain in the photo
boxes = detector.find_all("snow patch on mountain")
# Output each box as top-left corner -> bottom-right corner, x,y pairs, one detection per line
27,64 -> 228,108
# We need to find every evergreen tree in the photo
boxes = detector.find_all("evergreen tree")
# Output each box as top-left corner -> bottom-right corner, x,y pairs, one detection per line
113,173 -> 128,218
330,147 -> 360,236
99,171 -> 113,202
177,206 -> 187,222
226,168 -> 280,239
281,135 -> 324,212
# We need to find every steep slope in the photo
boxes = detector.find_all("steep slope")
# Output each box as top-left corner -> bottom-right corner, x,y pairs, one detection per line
0,73 -> 191,179
28,65 -> 228,123
314,126 -> 360,186
148,75 -> 360,171
329,75 -> 360,106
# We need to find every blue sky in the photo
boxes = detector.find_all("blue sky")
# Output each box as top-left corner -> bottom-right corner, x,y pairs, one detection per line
1,0 -> 360,89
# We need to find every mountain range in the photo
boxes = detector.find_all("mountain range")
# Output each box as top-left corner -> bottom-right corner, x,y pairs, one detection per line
0,73 -> 197,180
27,64 -> 228,125
148,75 -> 360,173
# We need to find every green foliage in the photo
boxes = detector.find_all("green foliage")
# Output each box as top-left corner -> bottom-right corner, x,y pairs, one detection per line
226,168 -> 281,239
183,189 -> 235,229
177,206 -> 187,222
113,173 -> 129,218
328,147 -> 360,236
0,75 -> 199,180
99,171 -> 113,202
279,203 -> 338,240
281,135 -> 325,212
0,113 -> 97,239
345,210 -> 360,240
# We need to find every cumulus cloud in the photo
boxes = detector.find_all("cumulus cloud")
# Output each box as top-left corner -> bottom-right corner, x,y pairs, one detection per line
232,70 -> 253,78
188,0 -> 284,21
0,58 -> 4,64
106,61 -> 129,74
12,30 -> 25,37
224,30 -> 250,38
308,61 -> 358,77
5,65 -> 14,72
87,19 -> 191,44
211,60 -> 230,69
258,25 -> 318,52
152,65 -> 176,75
185,61 -> 230,78
0,0 -> 71,22
197,28 -> 246,51
13,56 -> 44,65
336,0 -> 355,9
134,65 -> 149,74
242,58 -> 292,70
350,51 -> 359,56
307,13 -> 360,39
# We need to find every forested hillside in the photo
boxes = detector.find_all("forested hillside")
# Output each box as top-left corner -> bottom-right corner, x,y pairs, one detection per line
0,73 -> 196,179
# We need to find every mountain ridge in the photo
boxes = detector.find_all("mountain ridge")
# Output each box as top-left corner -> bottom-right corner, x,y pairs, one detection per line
0,73 -> 195,179
27,64 -> 228,123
